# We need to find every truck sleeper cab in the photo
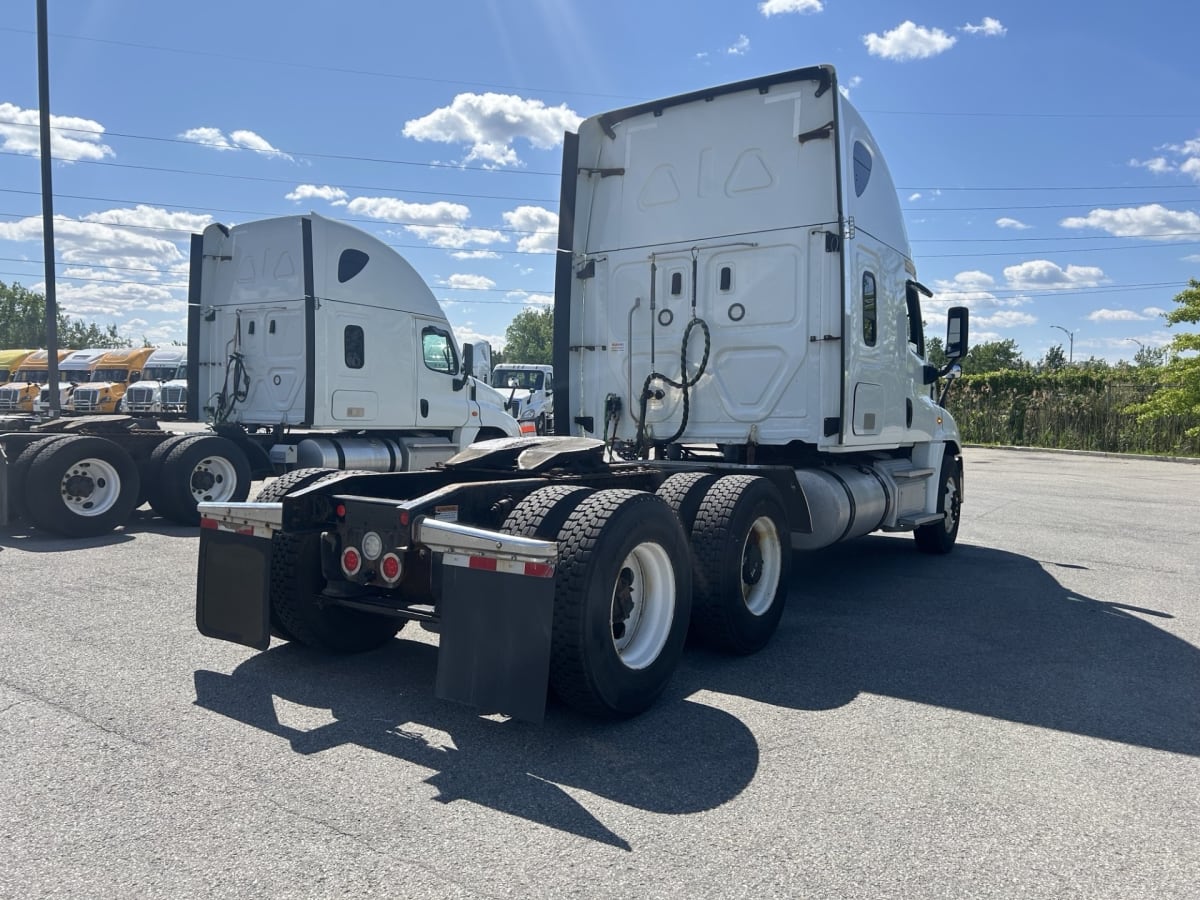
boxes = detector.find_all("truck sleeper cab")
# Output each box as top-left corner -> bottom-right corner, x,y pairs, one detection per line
71,346 -> 157,414
195,66 -> 970,725
0,349 -> 70,412
124,348 -> 188,415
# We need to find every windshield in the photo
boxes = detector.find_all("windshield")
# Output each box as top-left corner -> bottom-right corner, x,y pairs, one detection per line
495,369 -> 545,391
0,369 -> 10,382
13,369 -> 46,383
60,370 -> 93,383
142,366 -> 178,381
90,368 -> 128,383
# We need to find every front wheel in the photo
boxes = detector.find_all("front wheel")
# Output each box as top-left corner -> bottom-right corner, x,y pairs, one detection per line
531,489 -> 691,719
914,452 -> 962,554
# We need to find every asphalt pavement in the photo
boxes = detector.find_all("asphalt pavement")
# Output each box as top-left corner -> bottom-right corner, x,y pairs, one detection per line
1,447 -> 1197,899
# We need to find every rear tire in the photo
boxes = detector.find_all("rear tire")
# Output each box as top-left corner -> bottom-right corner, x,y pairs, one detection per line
915,452 -> 962,555
266,469 -> 400,652
655,471 -> 718,533
25,435 -> 142,538
690,475 -> 790,654
7,435 -> 72,524
501,484 -> 594,540
521,489 -> 691,718
156,434 -> 252,525
142,434 -> 194,512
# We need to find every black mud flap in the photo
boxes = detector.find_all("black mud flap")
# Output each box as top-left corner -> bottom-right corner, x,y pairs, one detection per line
434,560 -> 556,723
196,528 -> 271,650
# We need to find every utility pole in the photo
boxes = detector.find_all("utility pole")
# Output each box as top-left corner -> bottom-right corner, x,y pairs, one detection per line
37,0 -> 61,416
1050,324 -> 1076,364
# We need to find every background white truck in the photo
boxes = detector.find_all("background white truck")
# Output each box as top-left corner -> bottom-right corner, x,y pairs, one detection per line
122,347 -> 188,415
194,65 -> 970,724
0,213 -> 519,537
492,363 -> 554,434
39,348 -> 107,414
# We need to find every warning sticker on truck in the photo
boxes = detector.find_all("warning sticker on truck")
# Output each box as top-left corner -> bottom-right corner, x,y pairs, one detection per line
434,505 -> 459,522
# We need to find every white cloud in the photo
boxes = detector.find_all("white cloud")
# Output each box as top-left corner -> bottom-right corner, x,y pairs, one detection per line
727,34 -> 751,56
996,217 -> 1031,230
1129,156 -> 1173,175
0,102 -> 114,162
285,184 -> 348,204
502,206 -> 558,254
759,0 -> 823,15
864,21 -> 956,61
1142,306 -> 1168,317
451,249 -> 502,260
975,310 -> 1037,328
839,76 -> 863,99
451,323 -> 507,352
344,196 -> 506,249
926,271 -> 1022,317
1060,204 -> 1200,240
1181,158 -> 1200,180
961,17 -> 1006,37
445,273 -> 496,291
908,192 -> 923,202
506,291 -> 554,308
403,93 -> 582,168
179,127 -> 292,159
1088,308 -> 1147,322
1003,260 -> 1107,290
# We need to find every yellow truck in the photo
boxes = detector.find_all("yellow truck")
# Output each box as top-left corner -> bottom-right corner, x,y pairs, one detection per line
68,346 -> 157,414
0,349 -> 72,412
0,349 -> 37,386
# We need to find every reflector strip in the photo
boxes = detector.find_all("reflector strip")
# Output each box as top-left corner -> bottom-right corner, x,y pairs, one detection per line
443,552 -> 556,578
199,516 -> 267,538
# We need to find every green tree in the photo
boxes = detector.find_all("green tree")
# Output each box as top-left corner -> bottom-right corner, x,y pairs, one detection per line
1133,344 -> 1167,368
1129,279 -> 1200,437
0,279 -> 131,349
1039,344 -> 1067,372
502,306 -> 553,365
924,336 -> 948,368
963,338 -> 1026,374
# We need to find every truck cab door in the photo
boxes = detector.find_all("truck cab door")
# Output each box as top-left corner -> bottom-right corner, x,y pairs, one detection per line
414,317 -> 469,428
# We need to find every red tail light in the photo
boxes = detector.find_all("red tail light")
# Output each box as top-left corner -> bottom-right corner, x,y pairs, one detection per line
341,546 -> 362,577
380,553 -> 402,584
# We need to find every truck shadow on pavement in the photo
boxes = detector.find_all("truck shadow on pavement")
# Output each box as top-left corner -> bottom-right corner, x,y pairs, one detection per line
193,537 -> 1199,848
194,641 -> 757,850
690,535 -> 1199,757
0,509 -> 198,550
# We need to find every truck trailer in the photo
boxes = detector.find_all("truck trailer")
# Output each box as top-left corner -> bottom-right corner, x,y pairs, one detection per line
0,214 -> 520,537
194,66 -> 970,723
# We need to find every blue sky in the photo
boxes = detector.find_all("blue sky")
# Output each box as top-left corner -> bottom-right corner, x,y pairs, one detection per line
1,0 -> 1198,363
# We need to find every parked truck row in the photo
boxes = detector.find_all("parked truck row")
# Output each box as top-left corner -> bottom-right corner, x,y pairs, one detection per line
192,66 -> 971,723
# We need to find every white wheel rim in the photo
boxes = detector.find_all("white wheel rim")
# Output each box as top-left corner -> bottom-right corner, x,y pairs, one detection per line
58,457 -> 122,517
742,515 -> 783,616
189,455 -> 239,503
610,541 -> 676,670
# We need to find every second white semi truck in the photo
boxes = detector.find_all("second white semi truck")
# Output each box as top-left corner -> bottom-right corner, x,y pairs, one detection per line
0,214 -> 520,537
194,65 -> 970,724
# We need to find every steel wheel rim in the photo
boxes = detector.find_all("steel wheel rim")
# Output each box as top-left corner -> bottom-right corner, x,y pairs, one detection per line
59,457 -> 122,517
742,514 -> 783,616
610,541 -> 675,670
189,455 -> 239,503
942,475 -> 961,534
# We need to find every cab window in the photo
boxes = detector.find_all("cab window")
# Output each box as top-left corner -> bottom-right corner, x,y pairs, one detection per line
422,327 -> 457,374
905,283 -> 925,357
862,272 -> 877,347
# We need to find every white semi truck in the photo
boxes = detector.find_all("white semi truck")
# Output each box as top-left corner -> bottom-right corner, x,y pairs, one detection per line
194,66 -> 970,724
493,363 -> 554,435
122,347 -> 188,415
0,214 -> 520,537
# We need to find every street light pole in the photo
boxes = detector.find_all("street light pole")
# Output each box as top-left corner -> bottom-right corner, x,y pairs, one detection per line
1050,324 -> 1076,363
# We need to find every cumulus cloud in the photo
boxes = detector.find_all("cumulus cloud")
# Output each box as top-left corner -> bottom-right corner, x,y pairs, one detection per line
502,206 -> 558,254
285,184 -> 348,204
445,273 -> 496,291
1087,308 -> 1148,322
727,34 -> 751,56
1060,204 -> 1200,240
506,291 -> 554,308
179,127 -> 292,159
344,196 -> 506,250
452,323 -> 507,352
926,270 -> 1025,318
1129,135 -> 1200,180
996,217 -> 1032,230
839,76 -> 863,99
451,250 -> 502,260
0,102 -> 114,161
759,0 -> 823,14
403,93 -> 582,168
961,17 -> 1006,36
1003,260 -> 1107,290
864,21 -> 956,61
1129,157 -> 1172,174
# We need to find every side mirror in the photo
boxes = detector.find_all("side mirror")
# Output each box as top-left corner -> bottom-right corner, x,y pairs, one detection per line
453,342 -> 474,392
945,307 -> 969,361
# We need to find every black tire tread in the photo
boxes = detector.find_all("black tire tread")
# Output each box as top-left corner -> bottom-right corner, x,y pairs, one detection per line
7,435 -> 72,524
25,435 -> 142,537
156,434 -> 252,525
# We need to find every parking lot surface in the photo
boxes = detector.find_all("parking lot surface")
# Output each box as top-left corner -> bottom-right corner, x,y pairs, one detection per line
1,447 -> 1197,899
